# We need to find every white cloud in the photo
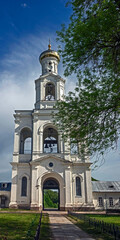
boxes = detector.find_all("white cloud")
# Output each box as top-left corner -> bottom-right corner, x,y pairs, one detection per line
21,3 -> 28,8
0,33 -> 61,181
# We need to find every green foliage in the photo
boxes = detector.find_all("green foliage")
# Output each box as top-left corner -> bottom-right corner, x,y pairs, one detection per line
87,214 -> 120,226
57,0 -> 120,77
91,177 -> 98,181
44,189 -> 58,209
53,0 -> 120,159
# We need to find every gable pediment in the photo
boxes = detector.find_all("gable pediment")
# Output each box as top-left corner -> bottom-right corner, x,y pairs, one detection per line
36,73 -> 65,83
31,154 -> 71,164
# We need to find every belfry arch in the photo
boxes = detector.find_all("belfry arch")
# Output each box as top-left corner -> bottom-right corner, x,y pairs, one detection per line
45,82 -> 55,101
19,127 -> 32,154
43,126 -> 58,153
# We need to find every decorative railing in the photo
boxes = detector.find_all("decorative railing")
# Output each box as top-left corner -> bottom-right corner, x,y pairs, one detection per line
68,211 -> 120,240
34,211 -> 42,240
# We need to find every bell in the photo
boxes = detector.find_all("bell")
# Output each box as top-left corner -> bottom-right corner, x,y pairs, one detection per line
45,143 -> 48,148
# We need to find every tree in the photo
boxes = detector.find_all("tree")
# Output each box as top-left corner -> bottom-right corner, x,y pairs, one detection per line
57,0 -> 120,76
53,0 -> 120,158
44,190 -> 58,208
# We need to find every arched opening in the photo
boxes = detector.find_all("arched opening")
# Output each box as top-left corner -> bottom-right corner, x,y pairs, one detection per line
21,176 -> 27,196
43,178 -> 60,210
45,83 -> 55,101
20,128 -> 32,154
71,142 -> 78,154
43,127 -> 58,153
48,61 -> 52,72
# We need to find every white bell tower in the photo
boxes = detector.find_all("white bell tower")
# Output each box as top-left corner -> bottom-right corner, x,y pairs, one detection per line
35,42 -> 65,109
10,43 -> 93,211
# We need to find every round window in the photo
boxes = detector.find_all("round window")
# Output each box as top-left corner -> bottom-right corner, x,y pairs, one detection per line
49,162 -> 53,167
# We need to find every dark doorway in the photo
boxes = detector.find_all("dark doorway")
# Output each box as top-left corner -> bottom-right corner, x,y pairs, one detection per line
0,195 -> 6,208
43,178 -> 60,210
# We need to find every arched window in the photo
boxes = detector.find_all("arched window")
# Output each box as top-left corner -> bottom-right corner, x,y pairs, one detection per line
43,127 -> 58,153
71,142 -> 78,154
21,177 -> 27,196
45,83 -> 55,101
76,177 -> 81,196
20,128 -> 32,154
48,61 -> 52,72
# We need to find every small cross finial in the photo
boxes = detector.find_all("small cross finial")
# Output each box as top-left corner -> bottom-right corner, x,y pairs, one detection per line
48,39 -> 51,50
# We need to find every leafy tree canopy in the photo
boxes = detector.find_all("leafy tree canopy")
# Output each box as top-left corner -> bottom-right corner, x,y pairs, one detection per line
57,0 -> 120,77
53,0 -> 120,159
44,190 -> 58,209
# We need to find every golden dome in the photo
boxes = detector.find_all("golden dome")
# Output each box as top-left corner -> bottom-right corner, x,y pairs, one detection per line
39,42 -> 60,63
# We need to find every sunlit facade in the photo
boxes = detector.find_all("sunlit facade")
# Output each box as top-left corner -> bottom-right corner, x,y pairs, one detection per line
9,44 -> 93,210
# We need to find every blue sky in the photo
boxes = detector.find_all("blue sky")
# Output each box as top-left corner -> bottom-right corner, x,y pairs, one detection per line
0,0 -> 119,182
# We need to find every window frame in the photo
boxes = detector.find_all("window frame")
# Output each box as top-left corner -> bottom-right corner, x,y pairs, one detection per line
1,196 -> 6,205
109,197 -> 113,207
76,176 -> 82,197
1,183 -> 7,189
21,176 -> 27,197
98,197 -> 103,207
45,82 -> 55,101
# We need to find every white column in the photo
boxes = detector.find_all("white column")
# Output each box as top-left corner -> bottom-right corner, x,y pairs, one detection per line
39,181 -> 42,209
60,139 -> 64,153
32,116 -> 38,153
9,166 -> 18,208
30,165 -> 38,208
85,168 -> 93,204
13,125 -> 20,154
65,168 -> 72,208
39,131 -> 43,153
64,140 -> 70,153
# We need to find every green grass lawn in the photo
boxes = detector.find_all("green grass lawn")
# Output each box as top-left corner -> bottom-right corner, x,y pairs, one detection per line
68,214 -> 120,240
40,213 -> 52,240
0,213 -> 40,240
86,214 -> 120,226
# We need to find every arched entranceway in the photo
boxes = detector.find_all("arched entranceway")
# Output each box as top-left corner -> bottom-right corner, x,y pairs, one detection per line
43,178 -> 60,210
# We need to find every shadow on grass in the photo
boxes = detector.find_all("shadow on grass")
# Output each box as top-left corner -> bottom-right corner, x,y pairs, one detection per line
68,214 -> 115,240
40,213 -> 53,240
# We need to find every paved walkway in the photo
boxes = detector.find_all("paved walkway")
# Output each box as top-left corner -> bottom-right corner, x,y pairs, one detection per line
46,211 -> 95,240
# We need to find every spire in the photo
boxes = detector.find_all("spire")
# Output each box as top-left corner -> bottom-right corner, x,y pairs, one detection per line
48,39 -> 51,50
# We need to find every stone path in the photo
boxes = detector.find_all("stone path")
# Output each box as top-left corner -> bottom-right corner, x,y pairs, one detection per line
46,211 -> 95,240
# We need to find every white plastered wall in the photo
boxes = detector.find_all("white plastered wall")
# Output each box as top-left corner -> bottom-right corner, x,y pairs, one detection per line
93,192 -> 120,210
30,158 -> 66,209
